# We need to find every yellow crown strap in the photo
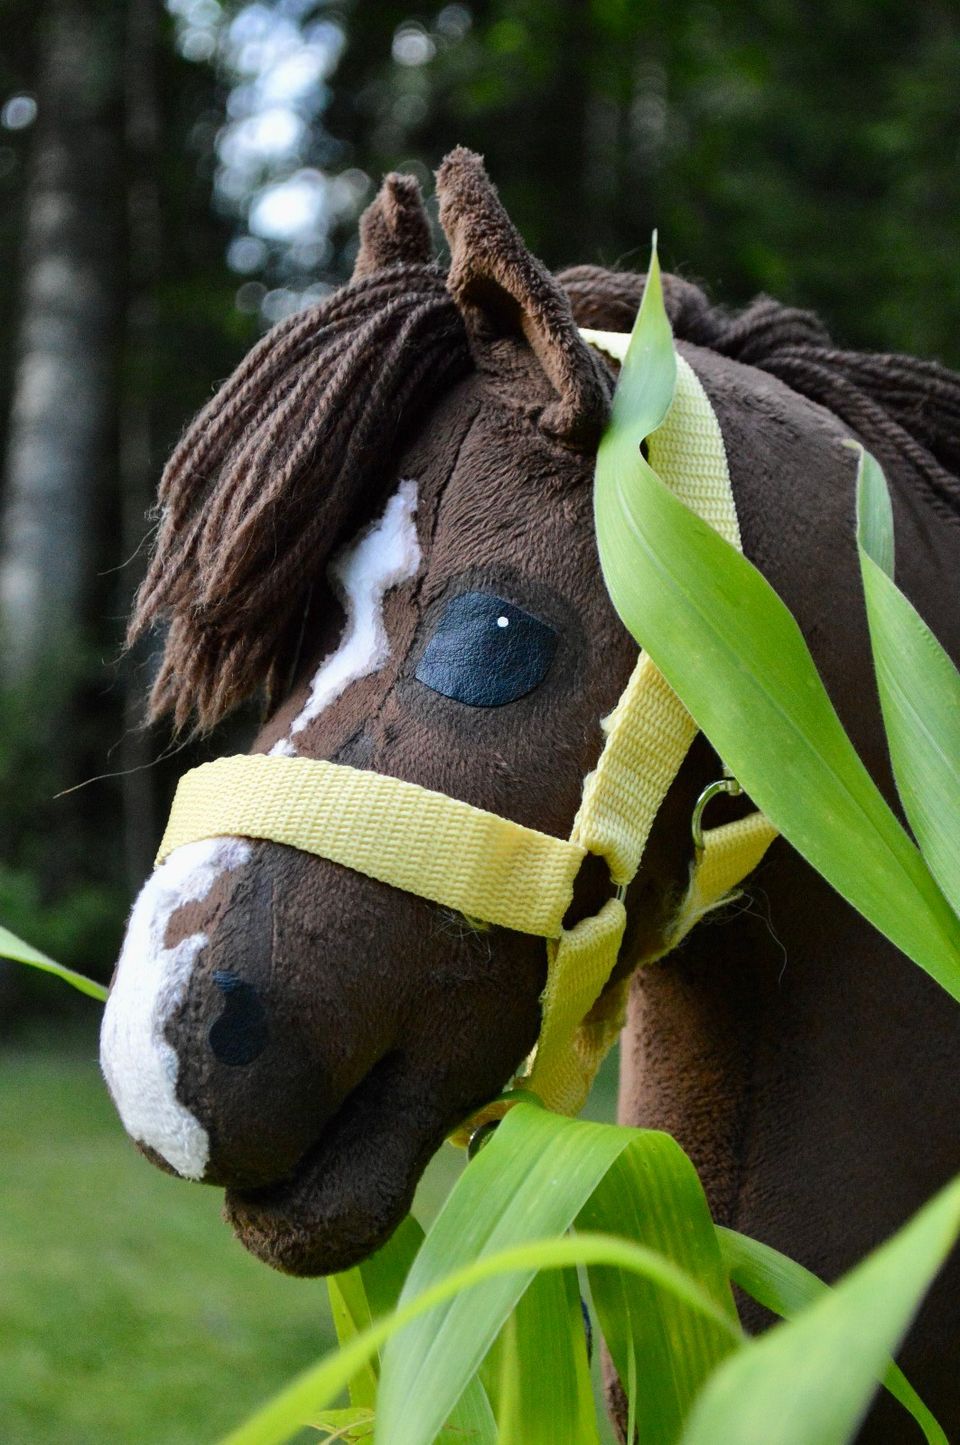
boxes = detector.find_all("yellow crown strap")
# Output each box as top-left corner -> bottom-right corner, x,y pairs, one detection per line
521,342 -> 777,1116
157,754 -> 585,939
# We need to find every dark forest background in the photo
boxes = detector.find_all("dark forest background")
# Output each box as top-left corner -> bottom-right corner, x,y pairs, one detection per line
2,0 -> 959,1009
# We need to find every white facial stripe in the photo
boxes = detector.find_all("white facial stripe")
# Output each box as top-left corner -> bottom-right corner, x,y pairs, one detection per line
99,836 -> 251,1179
270,479 -> 421,756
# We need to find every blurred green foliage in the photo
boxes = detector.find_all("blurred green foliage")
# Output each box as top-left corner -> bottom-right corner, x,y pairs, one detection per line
330,0 -> 960,365
0,1024 -> 333,1442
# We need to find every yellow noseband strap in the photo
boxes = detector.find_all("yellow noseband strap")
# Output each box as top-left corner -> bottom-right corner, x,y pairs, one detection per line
157,753 -> 585,938
156,339 -> 778,1130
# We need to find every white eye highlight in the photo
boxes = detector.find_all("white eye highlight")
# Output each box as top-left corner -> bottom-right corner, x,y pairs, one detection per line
496,616 -> 509,628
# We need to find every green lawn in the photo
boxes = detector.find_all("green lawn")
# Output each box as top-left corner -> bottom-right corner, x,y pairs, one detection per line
0,1014 -> 618,1443
0,1019 -> 342,1442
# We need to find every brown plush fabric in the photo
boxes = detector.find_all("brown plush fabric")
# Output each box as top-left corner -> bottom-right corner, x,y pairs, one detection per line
112,151 -> 960,1441
351,171 -> 432,279
438,148 -> 611,451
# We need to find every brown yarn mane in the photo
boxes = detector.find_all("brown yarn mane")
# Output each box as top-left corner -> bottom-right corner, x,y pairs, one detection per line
130,263 -> 470,731
135,260 -> 960,732
563,265 -> 960,522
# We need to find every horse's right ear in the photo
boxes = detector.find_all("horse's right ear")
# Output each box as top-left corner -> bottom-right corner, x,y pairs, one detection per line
435,147 -> 609,451
352,173 -> 432,279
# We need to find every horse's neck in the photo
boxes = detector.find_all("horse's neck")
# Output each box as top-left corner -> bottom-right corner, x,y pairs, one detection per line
689,341 -> 960,787
627,342 -> 960,1275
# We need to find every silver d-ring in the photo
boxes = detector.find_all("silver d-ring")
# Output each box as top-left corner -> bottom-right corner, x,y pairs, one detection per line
467,1120 -> 500,1160
692,774 -> 743,857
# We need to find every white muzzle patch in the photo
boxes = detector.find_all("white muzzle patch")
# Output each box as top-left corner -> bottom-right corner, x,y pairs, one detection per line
100,836 -> 251,1179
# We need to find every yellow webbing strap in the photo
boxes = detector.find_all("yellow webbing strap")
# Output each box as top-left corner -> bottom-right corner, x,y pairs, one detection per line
157,754 -> 585,939
517,340 -> 777,1117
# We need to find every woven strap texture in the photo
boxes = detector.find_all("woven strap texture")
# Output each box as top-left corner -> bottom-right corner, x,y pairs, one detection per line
521,342 -> 775,1115
157,754 -> 585,938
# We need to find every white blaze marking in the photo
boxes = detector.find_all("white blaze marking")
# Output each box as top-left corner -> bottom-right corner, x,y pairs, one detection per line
270,478 -> 421,755
100,836 -> 251,1179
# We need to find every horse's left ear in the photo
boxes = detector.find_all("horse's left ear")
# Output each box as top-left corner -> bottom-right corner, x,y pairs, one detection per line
436,147 -> 610,451
352,172 -> 433,279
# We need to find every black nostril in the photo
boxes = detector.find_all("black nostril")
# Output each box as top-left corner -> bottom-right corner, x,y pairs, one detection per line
209,970 -> 269,1066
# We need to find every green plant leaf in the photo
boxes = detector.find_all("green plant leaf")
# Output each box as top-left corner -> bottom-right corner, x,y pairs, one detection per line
579,1137 -> 737,1443
606,236 -> 676,453
682,1175 -> 960,1445
328,1214 -> 494,1434
309,1406 -> 374,1441
855,444 -> 960,920
359,1214 -> 425,1320
375,1105 -> 738,1445
326,1274 -> 377,1410
593,267 -> 960,1001
0,922 -> 107,1001
718,1228 -> 946,1445
496,1264 -> 599,1444
219,1231 -> 738,1445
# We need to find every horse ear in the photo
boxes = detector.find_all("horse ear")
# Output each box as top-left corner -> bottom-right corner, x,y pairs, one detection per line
435,147 -> 609,450
352,172 -> 432,279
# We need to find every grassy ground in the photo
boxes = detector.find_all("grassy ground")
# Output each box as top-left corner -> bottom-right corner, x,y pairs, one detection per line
0,1013 -> 618,1444
0,1018 -> 335,1443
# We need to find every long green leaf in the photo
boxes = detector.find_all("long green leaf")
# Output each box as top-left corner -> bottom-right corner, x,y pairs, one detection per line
594,267 -> 960,999
0,923 -> 107,1001
327,1214 -> 494,1436
718,1227 -> 946,1445
497,1265 -> 599,1444
326,1273 -> 377,1410
683,1175 -> 960,1445
220,1232 -> 739,1445
375,1105 -> 737,1445
579,1136 -> 737,1443
856,444 -> 960,919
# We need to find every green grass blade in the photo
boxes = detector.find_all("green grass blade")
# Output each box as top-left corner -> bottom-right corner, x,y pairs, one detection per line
578,1134 -> 738,1443
682,1175 -> 960,1445
220,1232 -> 738,1445
358,1215 -> 424,1319
326,1273 -> 377,1410
327,1214 -> 493,1434
718,1228 -> 946,1445
607,237 -> 676,447
855,445 -> 960,919
375,1106 -> 738,1445
309,1406 -> 374,1440
594,276 -> 960,995
0,923 -> 107,1001
327,1217 -> 424,1408
497,1265 -> 599,1444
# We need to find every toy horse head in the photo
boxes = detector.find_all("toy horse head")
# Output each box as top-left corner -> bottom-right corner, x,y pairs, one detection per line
100,150 -> 711,1274
102,147 -> 960,1293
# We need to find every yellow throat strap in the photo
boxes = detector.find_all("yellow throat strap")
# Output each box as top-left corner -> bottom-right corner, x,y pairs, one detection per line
156,334 -> 778,1131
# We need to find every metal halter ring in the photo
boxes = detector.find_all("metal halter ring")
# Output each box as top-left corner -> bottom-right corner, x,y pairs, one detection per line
691,772 -> 743,858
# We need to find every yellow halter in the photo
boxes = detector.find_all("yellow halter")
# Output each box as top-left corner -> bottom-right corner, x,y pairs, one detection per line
156,332 -> 778,1135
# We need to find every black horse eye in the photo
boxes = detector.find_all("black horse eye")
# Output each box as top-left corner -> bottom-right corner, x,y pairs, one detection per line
416,592 -> 558,707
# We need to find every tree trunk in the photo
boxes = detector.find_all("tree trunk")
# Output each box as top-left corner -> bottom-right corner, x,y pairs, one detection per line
118,0 -> 162,890
0,0 -> 122,1022
0,0 -> 121,699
